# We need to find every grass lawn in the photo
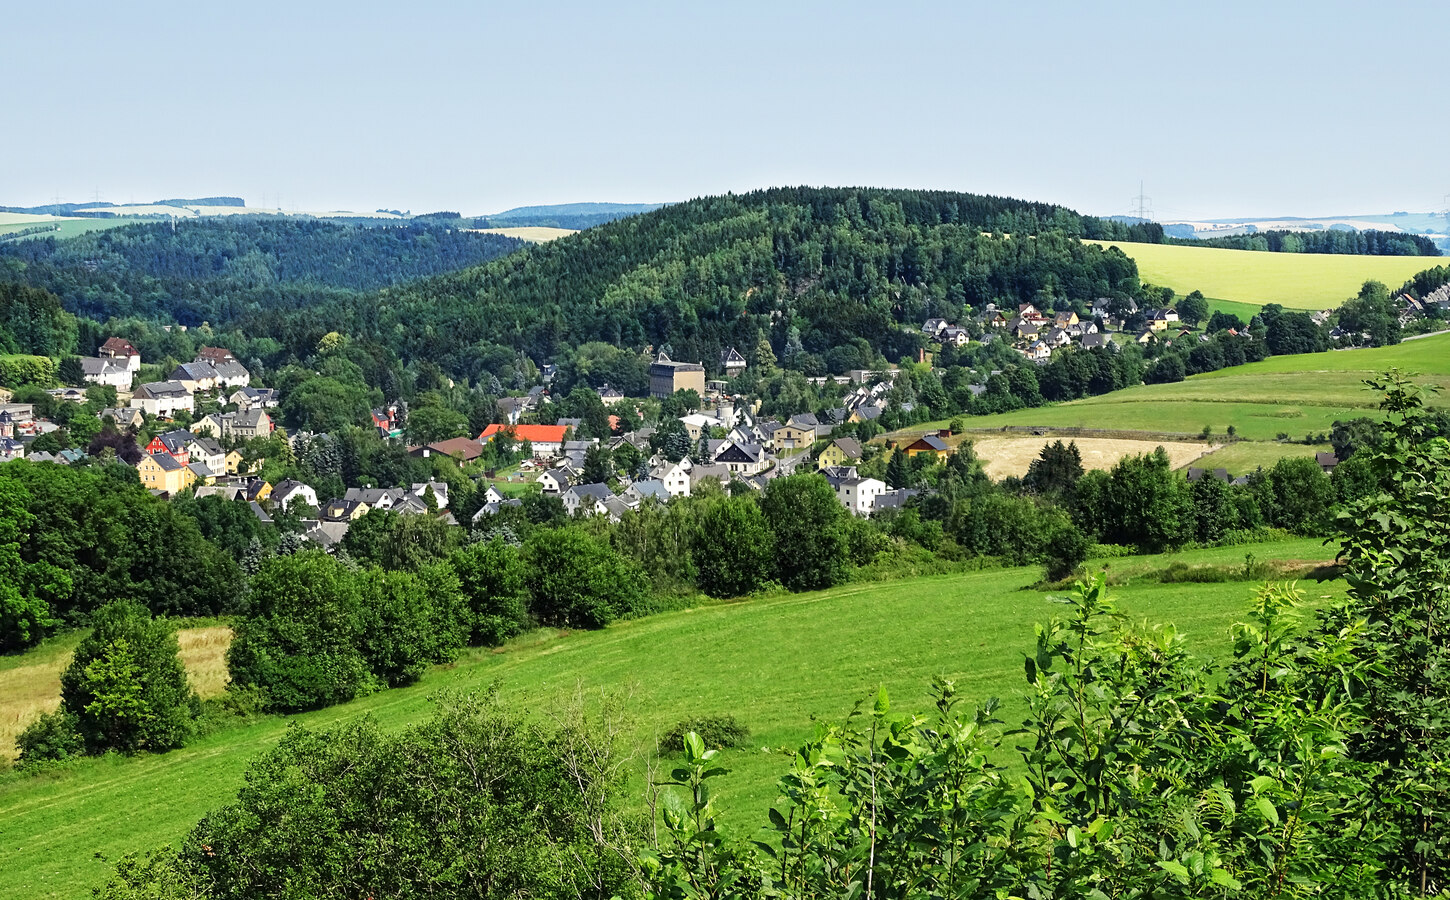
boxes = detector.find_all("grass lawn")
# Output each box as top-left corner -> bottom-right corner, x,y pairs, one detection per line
1189,441 -> 1325,475
1203,297 -> 1266,324
0,538 -> 1340,900
1088,240 -> 1441,309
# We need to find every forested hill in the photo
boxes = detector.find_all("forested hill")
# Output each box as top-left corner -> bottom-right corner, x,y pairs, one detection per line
1173,228 -> 1440,256
244,187 -> 1160,379
0,218 -> 526,323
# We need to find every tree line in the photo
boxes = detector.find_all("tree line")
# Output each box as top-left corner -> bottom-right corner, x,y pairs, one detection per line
1173,227 -> 1440,256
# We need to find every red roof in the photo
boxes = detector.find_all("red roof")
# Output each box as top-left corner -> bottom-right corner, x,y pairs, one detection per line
480,424 -> 567,444
100,337 -> 138,357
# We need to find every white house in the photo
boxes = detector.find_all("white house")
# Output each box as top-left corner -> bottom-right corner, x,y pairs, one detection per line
653,461 -> 692,497
98,337 -> 141,373
130,381 -> 194,418
80,357 -> 133,389
272,479 -> 319,511
562,483 -> 615,516
823,467 -> 887,516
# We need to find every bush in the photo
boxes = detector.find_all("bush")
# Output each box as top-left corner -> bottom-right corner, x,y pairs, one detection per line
661,715 -> 750,753
58,600 -> 199,754
227,551 -> 375,712
356,565 -> 466,688
524,528 -> 650,629
15,709 -> 84,765
692,496 -> 774,598
450,537 -> 533,645
1043,523 -> 1090,582
760,474 -> 850,591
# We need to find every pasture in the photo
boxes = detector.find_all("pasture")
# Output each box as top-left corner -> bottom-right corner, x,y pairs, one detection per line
1089,239 -> 1440,308
0,538 -> 1340,900
469,225 -> 577,242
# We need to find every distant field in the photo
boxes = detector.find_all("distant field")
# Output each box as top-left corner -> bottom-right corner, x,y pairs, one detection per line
970,435 -> 1210,479
0,217 -> 152,241
1203,297 -> 1266,323
1090,239 -> 1441,308
0,539 -> 1339,900
1189,441 -> 1325,475
469,226 -> 577,243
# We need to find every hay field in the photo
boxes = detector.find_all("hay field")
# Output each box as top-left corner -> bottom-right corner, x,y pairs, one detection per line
970,436 -> 1211,480
469,226 -> 577,242
0,625 -> 232,762
1088,239 -> 1440,308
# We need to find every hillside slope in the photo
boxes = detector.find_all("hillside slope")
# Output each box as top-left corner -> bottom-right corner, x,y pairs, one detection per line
0,539 -> 1336,900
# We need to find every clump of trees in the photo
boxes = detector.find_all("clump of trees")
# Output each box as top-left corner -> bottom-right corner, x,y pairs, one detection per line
18,601 -> 197,763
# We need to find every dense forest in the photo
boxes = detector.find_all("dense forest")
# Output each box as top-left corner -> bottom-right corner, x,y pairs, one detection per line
0,218 -> 525,323
205,187 -> 1162,381
1174,228 -> 1440,256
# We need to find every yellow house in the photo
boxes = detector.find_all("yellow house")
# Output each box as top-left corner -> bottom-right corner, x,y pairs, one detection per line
225,450 -> 245,474
138,452 -> 196,494
817,437 -> 864,471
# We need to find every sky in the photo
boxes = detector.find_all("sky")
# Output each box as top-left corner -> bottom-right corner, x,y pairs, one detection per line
3,0 -> 1447,220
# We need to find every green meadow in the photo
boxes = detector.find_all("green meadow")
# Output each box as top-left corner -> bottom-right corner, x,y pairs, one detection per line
0,538 -> 1339,900
1089,239 -> 1441,309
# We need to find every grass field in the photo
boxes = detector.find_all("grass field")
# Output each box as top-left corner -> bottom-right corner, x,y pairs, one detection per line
908,334 -> 1450,454
469,226 -> 577,243
1089,239 -> 1441,309
0,539 -> 1340,900
1189,441 -> 1325,475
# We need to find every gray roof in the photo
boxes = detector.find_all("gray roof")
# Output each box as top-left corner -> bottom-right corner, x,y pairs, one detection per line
171,362 -> 217,381
210,359 -> 250,380
568,483 -> 616,502
872,488 -> 920,511
829,437 -> 863,458
149,452 -> 185,471
233,409 -> 268,429
135,380 -> 191,399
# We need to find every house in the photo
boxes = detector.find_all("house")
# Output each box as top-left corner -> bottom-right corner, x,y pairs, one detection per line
1022,341 -> 1053,363
689,462 -> 732,490
146,430 -> 194,465
596,384 -> 625,403
169,362 -> 221,393
137,452 -> 196,494
320,498 -> 370,522
207,359 -> 251,388
1135,330 -> 1156,345
921,318 -> 949,338
194,484 -> 247,502
229,386 -> 279,411
817,437 -> 863,470
130,381 -> 194,418
1079,333 -> 1114,351
715,441 -> 768,475
80,356 -> 133,389
272,479 -> 319,511
904,433 -> 950,458
248,501 -> 273,525
411,481 -> 449,509
480,423 -> 568,457
471,497 -> 523,521
98,337 -> 142,372
47,387 -> 90,404
224,450 -> 246,475
184,435 -> 226,473
1186,467 -> 1232,484
0,438 -> 23,462
246,480 -> 273,503
372,404 -> 403,436
304,519 -> 353,549
195,410 -> 273,440
188,461 -> 218,484
624,479 -> 672,505
482,485 -> 505,505
1316,452 -> 1339,473
562,483 -> 616,516
1053,310 -> 1079,327
196,346 -> 235,363
872,488 -> 920,512
719,346 -> 747,376
1146,308 -> 1178,331
344,487 -> 405,510
648,354 -> 706,399
537,467 -> 573,494
653,461 -> 692,497
99,407 -> 145,429
823,467 -> 887,516
409,436 -> 486,463
938,326 -> 970,347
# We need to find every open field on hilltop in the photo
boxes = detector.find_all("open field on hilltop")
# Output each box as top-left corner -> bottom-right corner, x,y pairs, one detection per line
1088,239 -> 1441,308
1,218 -> 152,241
0,626 -> 232,765
469,225 -> 577,242
0,538 -> 1341,900
902,334 -> 1450,449
969,435 -> 1211,479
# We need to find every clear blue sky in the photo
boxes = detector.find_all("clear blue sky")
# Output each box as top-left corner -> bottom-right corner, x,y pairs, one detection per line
4,0 -> 1446,219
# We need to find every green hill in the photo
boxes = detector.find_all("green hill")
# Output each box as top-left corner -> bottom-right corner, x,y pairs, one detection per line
0,539 -> 1336,900
909,334 -> 1450,458
1089,239 -> 1441,309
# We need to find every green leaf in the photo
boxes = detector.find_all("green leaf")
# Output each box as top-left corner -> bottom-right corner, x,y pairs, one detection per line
1210,869 -> 1243,890
1256,796 -> 1280,826
1156,860 -> 1191,884
873,685 -> 890,716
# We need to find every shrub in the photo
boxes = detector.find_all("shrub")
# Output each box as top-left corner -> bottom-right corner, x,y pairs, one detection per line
15,709 -> 84,765
661,715 -> 750,753
58,600 -> 199,754
524,528 -> 650,629
760,474 -> 850,591
1043,523 -> 1090,583
450,537 -> 532,645
356,566 -> 465,688
227,551 -> 374,712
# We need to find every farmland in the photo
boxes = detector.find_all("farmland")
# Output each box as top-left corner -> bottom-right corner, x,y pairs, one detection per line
0,538 -> 1339,900
1089,239 -> 1440,308
969,435 -> 1210,479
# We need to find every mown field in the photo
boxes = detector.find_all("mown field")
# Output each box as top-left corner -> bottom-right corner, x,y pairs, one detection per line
1089,239 -> 1441,308
0,538 -> 1340,900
